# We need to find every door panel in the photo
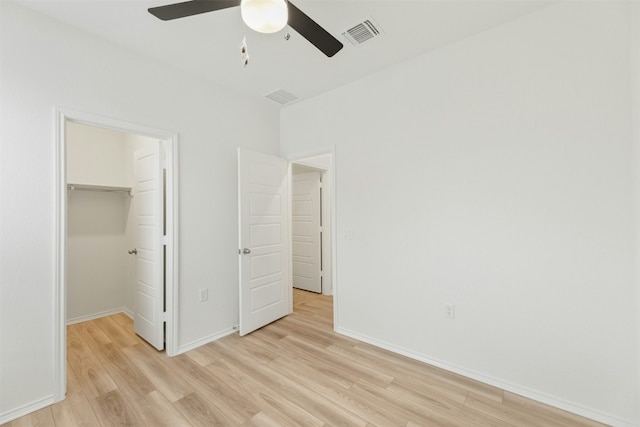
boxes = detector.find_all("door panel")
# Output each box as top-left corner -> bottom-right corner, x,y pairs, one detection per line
291,171 -> 322,293
133,143 -> 164,350
238,148 -> 290,336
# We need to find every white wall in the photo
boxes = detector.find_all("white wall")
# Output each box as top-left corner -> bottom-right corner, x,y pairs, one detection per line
67,122 -> 128,187
0,1 -> 279,422
282,2 -> 639,425
66,189 -> 129,321
66,122 -> 128,323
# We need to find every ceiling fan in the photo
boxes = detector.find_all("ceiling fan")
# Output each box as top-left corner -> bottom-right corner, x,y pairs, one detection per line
148,0 -> 344,57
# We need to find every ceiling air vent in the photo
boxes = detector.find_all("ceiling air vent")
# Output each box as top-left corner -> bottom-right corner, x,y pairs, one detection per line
265,89 -> 298,105
342,18 -> 383,46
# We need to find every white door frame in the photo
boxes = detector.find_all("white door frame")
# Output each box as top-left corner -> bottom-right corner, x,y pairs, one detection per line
53,107 -> 180,402
286,147 -> 338,329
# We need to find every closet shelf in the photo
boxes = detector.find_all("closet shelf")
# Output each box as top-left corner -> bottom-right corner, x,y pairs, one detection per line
67,183 -> 132,196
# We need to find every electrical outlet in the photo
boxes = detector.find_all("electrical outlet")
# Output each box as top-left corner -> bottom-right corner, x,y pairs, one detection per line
344,228 -> 353,240
199,288 -> 208,302
444,303 -> 455,319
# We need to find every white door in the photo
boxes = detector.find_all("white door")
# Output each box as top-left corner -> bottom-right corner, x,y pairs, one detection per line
238,148 -> 290,336
292,171 -> 322,293
133,143 -> 165,350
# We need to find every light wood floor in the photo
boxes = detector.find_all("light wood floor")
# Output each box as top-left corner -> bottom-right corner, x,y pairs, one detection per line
7,289 -> 605,427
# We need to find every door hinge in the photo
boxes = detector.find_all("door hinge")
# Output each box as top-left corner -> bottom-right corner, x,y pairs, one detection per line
162,235 -> 167,245
162,312 -> 168,322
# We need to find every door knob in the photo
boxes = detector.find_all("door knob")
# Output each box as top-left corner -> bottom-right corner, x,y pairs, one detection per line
128,248 -> 137,255
242,248 -> 251,254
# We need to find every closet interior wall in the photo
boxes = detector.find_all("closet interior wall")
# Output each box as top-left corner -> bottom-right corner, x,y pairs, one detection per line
66,121 -> 156,324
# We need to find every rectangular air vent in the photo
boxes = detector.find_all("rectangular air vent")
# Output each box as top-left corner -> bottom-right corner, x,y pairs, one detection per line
265,89 -> 298,105
342,18 -> 383,46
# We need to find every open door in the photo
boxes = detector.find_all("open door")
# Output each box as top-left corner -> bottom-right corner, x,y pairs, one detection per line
238,148 -> 291,336
133,143 -> 165,350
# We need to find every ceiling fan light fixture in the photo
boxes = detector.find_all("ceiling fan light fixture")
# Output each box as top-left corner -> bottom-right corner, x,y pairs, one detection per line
241,0 -> 288,34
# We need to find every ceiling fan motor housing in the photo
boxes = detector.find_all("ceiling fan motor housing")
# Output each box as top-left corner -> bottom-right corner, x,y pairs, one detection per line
240,0 -> 288,34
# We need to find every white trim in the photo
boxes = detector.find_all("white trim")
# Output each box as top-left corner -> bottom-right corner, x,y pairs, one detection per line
286,147 -> 338,330
66,307 -> 133,325
177,327 -> 237,354
286,163 -> 294,314
165,131 -> 180,357
335,327 -> 636,427
54,108 -> 66,402
630,2 -> 640,421
0,395 -> 56,425
54,108 -> 181,406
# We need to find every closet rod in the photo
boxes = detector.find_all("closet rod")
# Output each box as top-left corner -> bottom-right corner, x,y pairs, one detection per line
67,184 -> 133,196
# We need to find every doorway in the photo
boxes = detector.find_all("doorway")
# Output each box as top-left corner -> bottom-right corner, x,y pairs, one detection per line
53,108 -> 179,402
66,122 -> 157,326
289,150 -> 336,326
291,166 -> 322,293
237,148 -> 336,335
290,153 -> 334,296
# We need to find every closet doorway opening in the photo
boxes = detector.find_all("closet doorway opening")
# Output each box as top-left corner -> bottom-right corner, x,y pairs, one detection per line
54,109 -> 179,402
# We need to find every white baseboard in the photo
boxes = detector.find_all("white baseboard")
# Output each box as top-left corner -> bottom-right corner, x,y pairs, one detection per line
66,307 -> 130,325
177,327 -> 237,355
335,327 -> 635,427
0,395 -> 55,425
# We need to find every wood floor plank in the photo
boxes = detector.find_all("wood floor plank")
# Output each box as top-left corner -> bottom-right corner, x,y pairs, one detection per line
388,374 -> 468,407
111,312 -> 133,328
239,411 -> 282,427
90,389 -> 148,426
184,343 -> 222,367
329,338 -> 506,404
66,326 -> 118,399
93,315 -> 141,348
167,354 -> 259,425
211,338 -> 370,426
500,392 -> 606,427
223,333 -> 281,364
49,360 -> 102,427
72,320 -> 156,399
268,355 -> 410,426
5,406 -> 55,427
466,392 -> 560,426
8,289 -> 607,427
91,341 -> 157,399
72,320 -> 112,346
279,333 -> 393,388
138,390 -> 193,427
206,357 -> 326,427
352,378 -> 461,427
121,343 -> 193,403
174,391 -> 237,427
358,378 -> 511,427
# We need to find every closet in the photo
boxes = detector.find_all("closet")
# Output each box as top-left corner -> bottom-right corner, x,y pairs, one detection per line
66,122 -> 157,325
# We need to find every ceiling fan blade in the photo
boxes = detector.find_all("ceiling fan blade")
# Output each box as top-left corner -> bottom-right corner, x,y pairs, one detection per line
148,0 -> 241,21
287,2 -> 343,58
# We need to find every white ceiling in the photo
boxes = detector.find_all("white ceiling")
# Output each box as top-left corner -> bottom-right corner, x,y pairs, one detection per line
16,0 -> 552,108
